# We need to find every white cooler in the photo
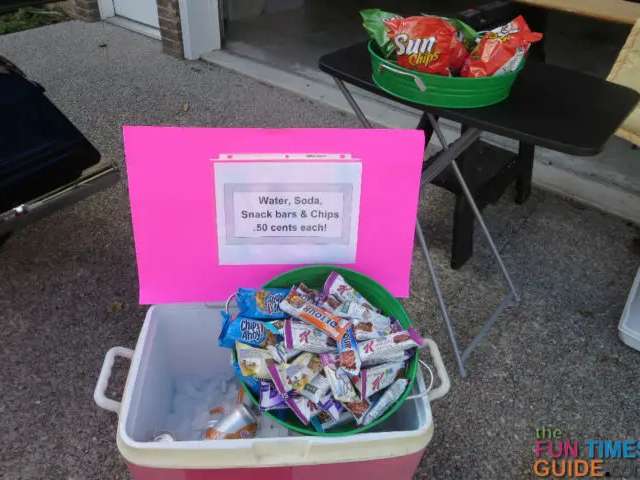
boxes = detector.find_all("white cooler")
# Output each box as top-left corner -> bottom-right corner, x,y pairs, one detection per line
94,303 -> 450,480
619,265 -> 640,351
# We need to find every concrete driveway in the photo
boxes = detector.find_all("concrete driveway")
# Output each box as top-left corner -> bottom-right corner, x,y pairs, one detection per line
1,20 -> 639,480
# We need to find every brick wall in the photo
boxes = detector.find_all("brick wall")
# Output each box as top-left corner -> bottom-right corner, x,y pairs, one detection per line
156,0 -> 184,58
70,0 -> 185,58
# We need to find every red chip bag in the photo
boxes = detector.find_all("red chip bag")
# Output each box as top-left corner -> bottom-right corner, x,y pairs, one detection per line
385,16 -> 456,75
449,34 -> 469,73
460,15 -> 543,78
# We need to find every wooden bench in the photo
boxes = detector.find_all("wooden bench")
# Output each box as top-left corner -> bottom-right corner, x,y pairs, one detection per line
515,0 -> 640,25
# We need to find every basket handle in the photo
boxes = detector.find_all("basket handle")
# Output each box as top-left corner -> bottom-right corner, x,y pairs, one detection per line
379,63 -> 427,92
406,338 -> 450,402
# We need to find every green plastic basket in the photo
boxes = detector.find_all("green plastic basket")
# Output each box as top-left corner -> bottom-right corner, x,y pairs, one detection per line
237,265 -> 419,436
368,41 -> 524,108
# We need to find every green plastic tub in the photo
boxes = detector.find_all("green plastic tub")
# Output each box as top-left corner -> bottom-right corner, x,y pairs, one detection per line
369,41 -> 525,108
239,265 -> 419,436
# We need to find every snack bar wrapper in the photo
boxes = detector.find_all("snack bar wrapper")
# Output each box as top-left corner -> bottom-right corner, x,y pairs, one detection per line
281,352 -> 322,392
461,15 -> 542,78
319,393 -> 344,420
259,381 -> 287,411
352,361 -> 404,399
293,283 -> 320,303
267,342 -> 301,364
352,320 -> 389,341
299,373 -> 331,404
280,289 -> 350,340
320,353 -> 360,403
237,288 -> 290,319
362,378 -> 408,425
322,294 -> 387,323
311,410 -> 354,433
236,342 -> 273,379
266,359 -> 312,425
290,395 -> 322,422
322,295 -> 392,341
232,359 -> 260,394
284,319 -> 336,353
218,312 -> 281,349
323,272 -> 376,311
358,328 -> 425,367
343,398 -> 371,425
337,327 -> 361,377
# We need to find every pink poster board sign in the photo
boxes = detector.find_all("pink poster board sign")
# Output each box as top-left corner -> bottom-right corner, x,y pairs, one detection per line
123,127 -> 424,303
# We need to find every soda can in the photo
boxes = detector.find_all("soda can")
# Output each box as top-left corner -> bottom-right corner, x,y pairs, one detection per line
203,404 -> 257,440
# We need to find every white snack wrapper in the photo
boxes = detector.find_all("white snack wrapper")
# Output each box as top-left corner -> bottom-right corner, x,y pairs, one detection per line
358,328 -> 425,366
319,353 -> 359,402
236,342 -> 273,379
283,319 -> 336,353
299,373 -> 331,404
362,378 -> 408,425
352,361 -> 404,399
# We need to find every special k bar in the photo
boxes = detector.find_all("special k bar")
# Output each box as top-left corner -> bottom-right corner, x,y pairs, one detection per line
352,361 -> 404,399
283,319 -> 336,353
358,328 -> 425,366
280,289 -> 350,340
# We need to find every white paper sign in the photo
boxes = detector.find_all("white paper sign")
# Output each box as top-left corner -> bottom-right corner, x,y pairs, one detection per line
214,156 -> 361,265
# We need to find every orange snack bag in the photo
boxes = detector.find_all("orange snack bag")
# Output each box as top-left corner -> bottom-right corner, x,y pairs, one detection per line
460,15 -> 543,78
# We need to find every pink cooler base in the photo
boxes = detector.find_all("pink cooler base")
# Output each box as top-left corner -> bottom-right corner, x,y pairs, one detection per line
128,450 -> 425,480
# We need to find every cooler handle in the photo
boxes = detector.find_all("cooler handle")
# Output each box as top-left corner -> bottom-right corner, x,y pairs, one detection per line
379,63 -> 427,92
406,338 -> 450,402
94,346 -> 133,414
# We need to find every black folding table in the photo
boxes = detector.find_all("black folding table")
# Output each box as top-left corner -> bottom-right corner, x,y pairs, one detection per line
319,42 -> 639,376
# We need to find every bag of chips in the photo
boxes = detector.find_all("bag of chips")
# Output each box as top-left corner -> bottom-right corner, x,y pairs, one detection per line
361,10 -> 478,76
385,15 -> 457,75
460,15 -> 542,78
360,8 -> 401,58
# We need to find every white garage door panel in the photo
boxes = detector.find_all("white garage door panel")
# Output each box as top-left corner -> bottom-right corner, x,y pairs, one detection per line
113,0 -> 160,28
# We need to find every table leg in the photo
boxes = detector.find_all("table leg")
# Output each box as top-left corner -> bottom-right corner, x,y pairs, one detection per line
427,113 -> 520,303
416,220 -> 467,377
515,142 -> 535,204
427,114 -> 520,369
333,78 -> 372,128
452,194 -> 475,270
450,124 -> 476,270
331,77 -> 520,376
417,113 -> 436,148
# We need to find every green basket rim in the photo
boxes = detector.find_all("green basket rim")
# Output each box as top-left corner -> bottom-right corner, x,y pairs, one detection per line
371,74 -> 511,108
235,265 -> 419,437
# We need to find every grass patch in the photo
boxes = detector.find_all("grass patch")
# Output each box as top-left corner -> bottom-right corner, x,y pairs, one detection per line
0,7 -> 69,35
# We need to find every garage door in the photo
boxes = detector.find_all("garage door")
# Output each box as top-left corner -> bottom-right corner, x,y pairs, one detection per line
112,0 -> 160,28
